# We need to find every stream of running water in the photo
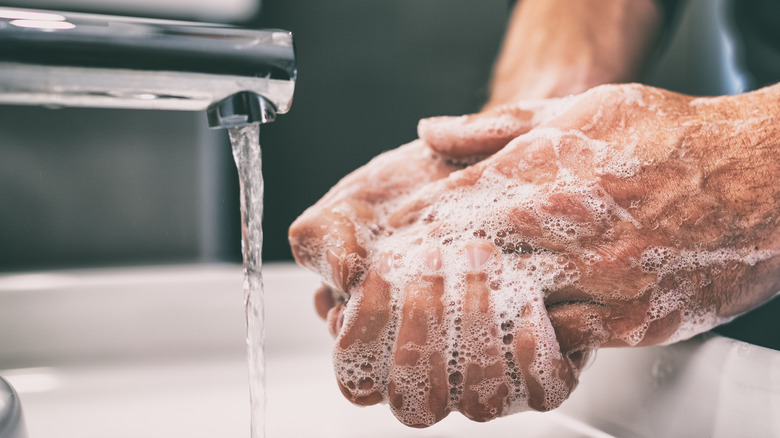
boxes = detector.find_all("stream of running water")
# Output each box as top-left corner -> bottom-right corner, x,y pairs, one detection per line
228,124 -> 266,438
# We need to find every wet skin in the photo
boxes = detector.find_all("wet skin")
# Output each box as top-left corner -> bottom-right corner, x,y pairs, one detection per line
289,83 -> 780,426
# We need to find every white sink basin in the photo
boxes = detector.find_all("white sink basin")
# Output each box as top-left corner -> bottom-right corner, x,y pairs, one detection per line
0,264 -> 777,437
0,376 -> 26,438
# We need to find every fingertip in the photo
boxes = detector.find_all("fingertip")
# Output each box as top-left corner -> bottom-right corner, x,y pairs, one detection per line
458,363 -> 509,423
314,283 -> 336,320
416,116 -> 448,144
337,379 -> 384,407
290,204 -> 369,287
287,213 -> 318,267
418,110 -> 530,161
546,301 -> 610,355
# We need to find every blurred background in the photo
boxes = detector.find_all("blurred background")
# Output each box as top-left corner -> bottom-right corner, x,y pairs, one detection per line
0,0 -> 776,348
0,0 -> 508,270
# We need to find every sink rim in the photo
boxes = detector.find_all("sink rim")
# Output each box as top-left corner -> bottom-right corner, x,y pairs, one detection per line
0,376 -> 26,438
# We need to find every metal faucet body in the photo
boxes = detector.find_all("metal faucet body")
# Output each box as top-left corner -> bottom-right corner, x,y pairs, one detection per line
0,7 -> 295,127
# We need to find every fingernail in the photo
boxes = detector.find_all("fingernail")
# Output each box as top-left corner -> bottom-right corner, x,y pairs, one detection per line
377,252 -> 393,276
466,242 -> 493,269
327,247 -> 347,290
422,247 -> 443,271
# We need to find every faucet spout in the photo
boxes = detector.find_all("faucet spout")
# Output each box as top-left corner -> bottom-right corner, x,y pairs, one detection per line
207,92 -> 277,128
0,7 -> 296,117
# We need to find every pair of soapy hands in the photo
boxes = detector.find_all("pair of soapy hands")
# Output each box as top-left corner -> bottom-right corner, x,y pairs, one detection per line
289,0 -> 780,427
290,83 -> 780,426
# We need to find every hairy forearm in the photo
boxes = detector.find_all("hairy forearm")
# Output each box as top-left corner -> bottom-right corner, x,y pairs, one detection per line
695,84 -> 780,240
699,84 -> 780,317
487,0 -> 663,107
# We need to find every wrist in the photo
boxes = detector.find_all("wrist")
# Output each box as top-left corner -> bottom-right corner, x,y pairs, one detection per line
486,0 -> 662,107
486,62 -> 630,106
693,85 -> 780,318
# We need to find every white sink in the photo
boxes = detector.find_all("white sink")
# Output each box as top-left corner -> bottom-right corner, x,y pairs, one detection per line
0,376 -> 25,438
0,264 -> 777,437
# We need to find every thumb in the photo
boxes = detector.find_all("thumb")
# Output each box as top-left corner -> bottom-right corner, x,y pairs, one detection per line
417,104 -> 539,162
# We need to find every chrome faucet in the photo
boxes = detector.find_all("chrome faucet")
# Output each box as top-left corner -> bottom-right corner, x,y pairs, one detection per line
0,7 -> 296,128
0,9 -> 294,437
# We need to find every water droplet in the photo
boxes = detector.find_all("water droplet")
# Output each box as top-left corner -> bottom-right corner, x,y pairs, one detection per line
517,242 -> 533,256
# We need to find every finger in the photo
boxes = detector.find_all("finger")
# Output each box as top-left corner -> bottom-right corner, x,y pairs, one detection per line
386,197 -> 433,229
546,298 -> 610,357
455,242 -> 512,422
333,270 -> 393,407
314,283 -> 337,320
327,302 -> 345,338
418,105 -> 535,161
289,204 -> 368,292
388,248 -> 450,427
457,273 -> 510,422
290,141 -> 459,287
509,296 -> 578,412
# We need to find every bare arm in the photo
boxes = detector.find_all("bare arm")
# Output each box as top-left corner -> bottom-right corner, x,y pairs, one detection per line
487,0 -> 663,106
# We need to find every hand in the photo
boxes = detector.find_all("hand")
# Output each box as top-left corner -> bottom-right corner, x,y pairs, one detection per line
417,82 -> 780,325
290,82 -> 780,427
290,139 -> 463,334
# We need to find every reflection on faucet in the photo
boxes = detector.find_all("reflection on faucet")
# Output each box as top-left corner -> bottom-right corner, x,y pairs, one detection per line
0,7 -> 296,126
207,91 -> 278,128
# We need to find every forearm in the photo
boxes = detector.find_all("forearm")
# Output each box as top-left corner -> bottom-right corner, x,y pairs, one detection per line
695,83 -> 780,245
700,83 -> 780,317
487,0 -> 663,107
